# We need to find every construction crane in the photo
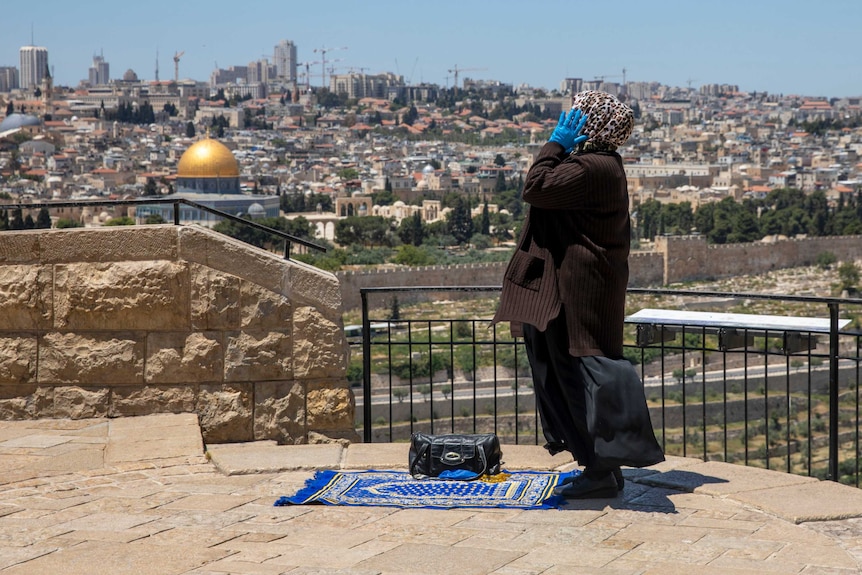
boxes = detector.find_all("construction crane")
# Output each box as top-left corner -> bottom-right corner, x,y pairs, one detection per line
298,61 -> 320,93
447,65 -> 487,95
313,46 -> 347,88
173,51 -> 184,83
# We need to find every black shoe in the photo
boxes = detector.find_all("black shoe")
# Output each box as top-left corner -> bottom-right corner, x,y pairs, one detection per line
612,468 -> 625,491
553,472 -> 618,499
561,468 -> 625,491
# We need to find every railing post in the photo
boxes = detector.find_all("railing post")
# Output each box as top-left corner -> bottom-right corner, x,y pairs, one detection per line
173,200 -> 180,225
283,241 -> 290,260
361,290 -> 372,443
828,302 -> 840,481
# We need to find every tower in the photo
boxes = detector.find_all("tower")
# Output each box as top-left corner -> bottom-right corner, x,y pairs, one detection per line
19,45 -> 48,91
273,40 -> 297,83
88,52 -> 110,85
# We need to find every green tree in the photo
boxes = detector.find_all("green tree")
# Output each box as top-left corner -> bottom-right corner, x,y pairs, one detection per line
838,262 -> 860,292
144,214 -> 167,224
23,214 -> 35,229
446,196 -> 474,244
398,212 -> 425,246
10,208 -> 24,230
393,244 -> 434,266
55,218 -> 82,229
335,216 -> 394,248
103,216 -> 136,226
143,177 -> 158,196
185,121 -> 195,138
35,208 -> 51,229
479,201 -> 491,236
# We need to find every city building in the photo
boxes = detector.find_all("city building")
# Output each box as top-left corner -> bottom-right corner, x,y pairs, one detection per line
19,45 -> 48,90
135,137 -> 280,226
0,66 -> 19,92
88,53 -> 110,86
273,40 -> 297,83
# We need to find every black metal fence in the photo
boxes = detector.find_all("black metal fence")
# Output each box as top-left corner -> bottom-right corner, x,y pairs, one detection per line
355,286 -> 862,486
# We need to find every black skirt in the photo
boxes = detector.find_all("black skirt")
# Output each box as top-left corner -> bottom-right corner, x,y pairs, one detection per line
523,316 -> 664,471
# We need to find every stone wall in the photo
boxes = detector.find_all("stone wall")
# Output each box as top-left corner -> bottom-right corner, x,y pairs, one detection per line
336,235 -> 862,311
336,253 -> 666,311
0,225 -> 356,445
657,235 -> 862,285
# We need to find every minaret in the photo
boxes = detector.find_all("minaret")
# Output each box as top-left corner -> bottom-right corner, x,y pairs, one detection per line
41,58 -> 53,118
155,49 -> 159,82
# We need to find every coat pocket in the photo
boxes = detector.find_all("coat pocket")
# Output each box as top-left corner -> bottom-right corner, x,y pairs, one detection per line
504,250 -> 545,292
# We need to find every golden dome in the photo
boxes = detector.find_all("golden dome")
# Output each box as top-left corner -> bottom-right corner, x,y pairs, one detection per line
177,138 -> 239,178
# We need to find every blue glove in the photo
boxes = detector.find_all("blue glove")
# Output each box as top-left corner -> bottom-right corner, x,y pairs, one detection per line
548,109 -> 588,153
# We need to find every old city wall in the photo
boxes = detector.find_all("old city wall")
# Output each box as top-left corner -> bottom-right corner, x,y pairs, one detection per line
0,225 -> 356,445
336,252 -> 666,311
657,235 -> 862,285
336,236 -> 862,311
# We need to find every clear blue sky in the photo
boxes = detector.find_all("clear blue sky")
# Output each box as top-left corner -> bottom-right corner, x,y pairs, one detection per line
3,0 -> 860,98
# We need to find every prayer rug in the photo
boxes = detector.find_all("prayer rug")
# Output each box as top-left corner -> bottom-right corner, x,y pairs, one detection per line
274,469 -> 572,510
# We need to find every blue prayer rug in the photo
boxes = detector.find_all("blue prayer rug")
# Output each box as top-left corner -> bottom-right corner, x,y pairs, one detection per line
274,470 -> 572,510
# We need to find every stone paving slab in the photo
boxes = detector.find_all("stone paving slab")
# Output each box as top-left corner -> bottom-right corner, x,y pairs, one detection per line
207,441 -> 344,475
2,416 -> 862,575
730,479 -> 862,523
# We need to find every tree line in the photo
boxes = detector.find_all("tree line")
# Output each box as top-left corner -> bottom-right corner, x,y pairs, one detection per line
0,207 -> 52,230
636,188 -> 862,244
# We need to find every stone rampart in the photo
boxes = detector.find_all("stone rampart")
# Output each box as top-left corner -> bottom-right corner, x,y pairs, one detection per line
336,252 -> 666,311
657,235 -> 862,285
0,225 -> 356,445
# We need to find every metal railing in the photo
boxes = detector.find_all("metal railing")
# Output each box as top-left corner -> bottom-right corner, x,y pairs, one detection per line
356,286 -> 862,485
0,198 -> 326,259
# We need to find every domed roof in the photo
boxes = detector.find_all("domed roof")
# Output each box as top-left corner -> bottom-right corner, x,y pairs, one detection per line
177,138 -> 239,178
0,113 -> 41,132
247,202 -> 265,217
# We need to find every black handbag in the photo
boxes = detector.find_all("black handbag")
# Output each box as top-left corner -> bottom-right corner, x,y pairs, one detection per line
409,433 -> 503,480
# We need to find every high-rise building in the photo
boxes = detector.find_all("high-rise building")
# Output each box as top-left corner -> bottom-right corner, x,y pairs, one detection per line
19,45 -> 48,90
273,40 -> 297,83
88,54 -> 110,86
247,59 -> 274,85
0,66 -> 19,92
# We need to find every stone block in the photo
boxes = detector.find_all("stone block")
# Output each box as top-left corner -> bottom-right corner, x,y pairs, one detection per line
252,381 -> 306,443
306,382 -> 355,432
54,261 -> 190,330
179,226 -> 288,296
38,332 -> 144,385
197,383 -> 253,443
145,332 -> 223,384
190,265 -> 241,330
0,265 -> 52,330
53,386 -> 110,419
0,335 -> 37,384
39,225 -> 178,263
223,330 -> 291,382
0,231 -> 40,264
287,261 -> 342,311
241,281 -> 292,329
292,306 -> 347,379
109,384 -> 198,417
0,385 -> 52,418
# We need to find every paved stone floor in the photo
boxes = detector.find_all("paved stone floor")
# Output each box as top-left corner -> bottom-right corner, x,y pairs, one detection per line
3,414 -> 862,574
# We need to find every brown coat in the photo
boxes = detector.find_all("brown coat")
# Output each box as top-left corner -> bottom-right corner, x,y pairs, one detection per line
493,143 -> 630,357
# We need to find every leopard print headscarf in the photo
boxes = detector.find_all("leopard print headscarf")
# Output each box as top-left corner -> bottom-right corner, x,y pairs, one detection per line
571,90 -> 634,149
